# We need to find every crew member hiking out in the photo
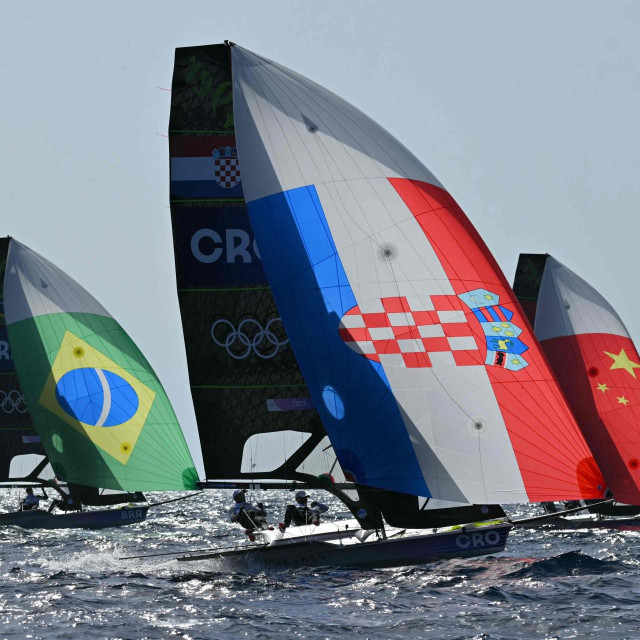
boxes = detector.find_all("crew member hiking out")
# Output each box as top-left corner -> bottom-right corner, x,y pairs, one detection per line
279,491 -> 328,531
229,489 -> 268,540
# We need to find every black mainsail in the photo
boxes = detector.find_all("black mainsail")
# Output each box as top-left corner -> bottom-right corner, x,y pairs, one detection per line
169,45 -> 342,487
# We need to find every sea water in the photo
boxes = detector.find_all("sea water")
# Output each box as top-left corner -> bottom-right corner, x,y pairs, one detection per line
1,489 -> 639,639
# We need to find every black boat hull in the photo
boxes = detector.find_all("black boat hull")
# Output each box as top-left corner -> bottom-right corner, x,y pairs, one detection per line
0,506 -> 149,529
178,523 -> 512,569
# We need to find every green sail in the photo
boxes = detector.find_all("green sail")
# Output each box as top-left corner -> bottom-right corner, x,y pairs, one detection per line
4,239 -> 198,491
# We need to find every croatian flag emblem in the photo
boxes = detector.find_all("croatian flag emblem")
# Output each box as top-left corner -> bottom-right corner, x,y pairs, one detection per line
457,289 -> 529,371
338,295 -> 482,368
212,146 -> 241,188
170,136 -> 243,199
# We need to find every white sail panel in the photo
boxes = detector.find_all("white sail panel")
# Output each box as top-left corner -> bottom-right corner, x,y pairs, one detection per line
4,240 -> 110,325
232,48 -> 442,204
535,256 -> 630,341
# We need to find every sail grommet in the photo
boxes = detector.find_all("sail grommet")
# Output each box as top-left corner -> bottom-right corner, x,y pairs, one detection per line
377,243 -> 398,263
302,115 -> 318,133
629,458 -> 639,470
587,366 -> 599,377
471,419 -> 485,433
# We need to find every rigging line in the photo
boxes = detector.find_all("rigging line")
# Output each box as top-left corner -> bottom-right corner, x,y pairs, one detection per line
509,498 -> 614,526
147,491 -> 203,509
118,542 -> 261,561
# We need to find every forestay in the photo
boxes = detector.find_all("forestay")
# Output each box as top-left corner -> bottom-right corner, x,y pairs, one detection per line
231,45 -> 604,503
514,254 -> 640,505
4,239 -> 197,491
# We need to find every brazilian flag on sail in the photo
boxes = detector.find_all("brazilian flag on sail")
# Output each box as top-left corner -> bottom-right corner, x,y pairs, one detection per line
4,239 -> 198,491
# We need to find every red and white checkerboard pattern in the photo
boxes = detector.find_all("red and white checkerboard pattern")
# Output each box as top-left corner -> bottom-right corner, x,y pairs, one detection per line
213,157 -> 241,188
338,295 -> 483,368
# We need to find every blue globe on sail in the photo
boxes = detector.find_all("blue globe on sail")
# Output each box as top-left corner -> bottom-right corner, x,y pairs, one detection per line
55,368 -> 139,427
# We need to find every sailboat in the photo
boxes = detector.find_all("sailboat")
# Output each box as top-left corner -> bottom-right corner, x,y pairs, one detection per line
167,43 -> 607,567
513,253 -> 640,530
0,237 -> 198,529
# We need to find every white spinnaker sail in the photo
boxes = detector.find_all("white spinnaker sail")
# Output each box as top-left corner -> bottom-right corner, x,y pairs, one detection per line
229,45 -> 603,503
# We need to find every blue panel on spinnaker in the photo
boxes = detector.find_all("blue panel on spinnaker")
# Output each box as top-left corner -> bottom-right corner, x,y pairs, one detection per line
246,185 -> 430,497
55,368 -> 139,427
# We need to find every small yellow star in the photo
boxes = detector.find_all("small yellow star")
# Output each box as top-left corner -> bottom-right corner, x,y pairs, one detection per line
511,358 -> 520,365
484,294 -> 494,301
596,383 -> 609,393
604,348 -> 640,379
617,396 -> 630,406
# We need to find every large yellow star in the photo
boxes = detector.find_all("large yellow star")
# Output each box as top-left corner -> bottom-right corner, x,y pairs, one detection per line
604,348 -> 640,379
617,396 -> 630,406
596,382 -> 609,393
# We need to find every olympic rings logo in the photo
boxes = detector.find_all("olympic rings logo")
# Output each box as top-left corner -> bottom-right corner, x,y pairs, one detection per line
0,390 -> 28,414
211,318 -> 289,360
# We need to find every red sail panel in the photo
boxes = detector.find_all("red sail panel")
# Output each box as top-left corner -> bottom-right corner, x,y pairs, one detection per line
389,178 -> 605,501
542,333 -> 640,504
519,253 -> 640,505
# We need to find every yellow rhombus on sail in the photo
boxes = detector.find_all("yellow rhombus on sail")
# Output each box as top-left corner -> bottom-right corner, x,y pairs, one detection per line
39,330 -> 156,465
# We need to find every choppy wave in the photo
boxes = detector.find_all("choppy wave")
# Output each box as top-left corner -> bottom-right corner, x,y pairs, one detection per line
2,490 -> 640,639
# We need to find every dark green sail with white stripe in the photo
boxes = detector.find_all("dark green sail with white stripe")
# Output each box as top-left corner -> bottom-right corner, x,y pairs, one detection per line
4,239 -> 198,491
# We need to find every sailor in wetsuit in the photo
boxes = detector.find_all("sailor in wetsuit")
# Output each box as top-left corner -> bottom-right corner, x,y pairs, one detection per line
47,476 -> 81,513
229,489 -> 268,538
20,488 -> 41,511
279,491 -> 328,531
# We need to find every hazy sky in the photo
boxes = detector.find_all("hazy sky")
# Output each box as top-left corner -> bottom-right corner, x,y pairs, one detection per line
2,1 -> 639,476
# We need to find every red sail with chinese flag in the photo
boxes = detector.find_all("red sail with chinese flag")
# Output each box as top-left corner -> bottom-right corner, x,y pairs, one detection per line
513,254 -> 640,505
